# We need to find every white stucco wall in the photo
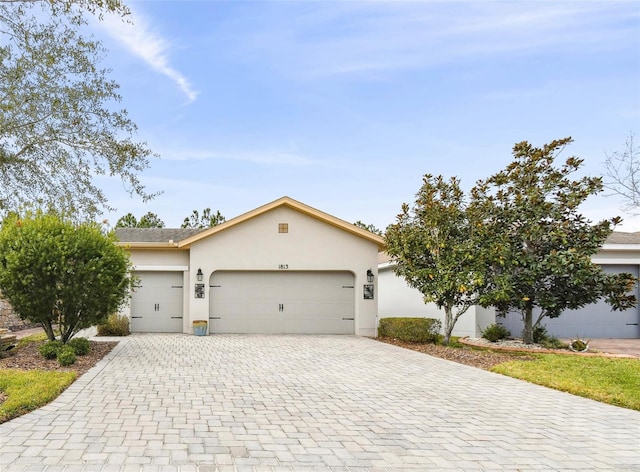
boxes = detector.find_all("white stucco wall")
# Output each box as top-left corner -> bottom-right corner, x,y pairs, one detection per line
378,265 -> 495,338
187,206 -> 380,336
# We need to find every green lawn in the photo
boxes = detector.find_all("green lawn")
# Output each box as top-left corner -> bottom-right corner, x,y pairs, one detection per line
0,369 -> 77,423
492,354 -> 640,411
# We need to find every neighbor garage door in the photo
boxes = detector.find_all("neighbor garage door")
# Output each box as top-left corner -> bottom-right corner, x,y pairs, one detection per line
209,271 -> 355,334
502,265 -> 640,339
130,271 -> 184,333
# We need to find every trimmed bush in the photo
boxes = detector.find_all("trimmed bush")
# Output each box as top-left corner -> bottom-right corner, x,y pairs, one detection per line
481,323 -> 511,342
56,346 -> 76,366
68,337 -> 91,356
97,314 -> 130,336
39,340 -> 63,360
532,325 -> 549,344
378,317 -> 442,343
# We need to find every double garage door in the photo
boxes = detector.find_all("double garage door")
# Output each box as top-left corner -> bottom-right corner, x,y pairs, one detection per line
209,271 -> 355,334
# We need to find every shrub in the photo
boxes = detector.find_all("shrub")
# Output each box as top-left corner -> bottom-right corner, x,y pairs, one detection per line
481,323 -> 511,342
378,317 -> 442,343
532,325 -> 549,344
68,337 -> 91,356
56,346 -> 76,366
97,314 -> 130,336
39,340 -> 63,359
540,336 -> 567,350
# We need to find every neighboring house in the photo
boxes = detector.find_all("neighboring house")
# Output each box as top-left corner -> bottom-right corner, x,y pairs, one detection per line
378,232 -> 640,339
115,197 -> 385,336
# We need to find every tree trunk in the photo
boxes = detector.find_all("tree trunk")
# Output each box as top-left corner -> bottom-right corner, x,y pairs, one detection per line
443,304 -> 453,346
523,306 -> 534,344
41,320 -> 56,341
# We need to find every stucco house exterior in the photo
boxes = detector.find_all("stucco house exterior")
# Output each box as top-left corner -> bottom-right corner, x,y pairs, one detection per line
115,197 -> 385,336
378,232 -> 640,339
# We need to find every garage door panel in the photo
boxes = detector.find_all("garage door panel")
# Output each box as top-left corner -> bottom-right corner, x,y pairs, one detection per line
130,272 -> 183,333
209,271 -> 355,334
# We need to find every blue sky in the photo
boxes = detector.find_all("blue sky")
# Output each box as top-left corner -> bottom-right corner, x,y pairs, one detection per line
90,1 -> 639,231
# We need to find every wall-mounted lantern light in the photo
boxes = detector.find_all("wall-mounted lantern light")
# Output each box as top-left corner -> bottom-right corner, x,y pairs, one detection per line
366,269 -> 374,283
196,268 -> 204,282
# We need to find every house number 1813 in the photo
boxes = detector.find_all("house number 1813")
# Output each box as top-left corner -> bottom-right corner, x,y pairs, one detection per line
278,264 -> 289,270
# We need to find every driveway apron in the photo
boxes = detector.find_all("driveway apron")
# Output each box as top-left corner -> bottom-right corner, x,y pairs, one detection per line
1,334 -> 639,471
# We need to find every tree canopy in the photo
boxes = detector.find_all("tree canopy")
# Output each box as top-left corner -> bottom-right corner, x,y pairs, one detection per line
353,220 -> 383,236
385,175 -> 484,345
0,0 -> 157,219
604,132 -> 640,215
181,208 -> 226,229
0,211 -> 131,343
115,212 -> 165,228
471,137 -> 637,343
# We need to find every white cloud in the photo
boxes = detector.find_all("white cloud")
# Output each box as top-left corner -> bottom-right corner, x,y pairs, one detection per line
95,7 -> 198,103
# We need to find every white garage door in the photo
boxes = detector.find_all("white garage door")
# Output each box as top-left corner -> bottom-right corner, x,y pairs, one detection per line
209,271 -> 355,334
130,271 -> 184,333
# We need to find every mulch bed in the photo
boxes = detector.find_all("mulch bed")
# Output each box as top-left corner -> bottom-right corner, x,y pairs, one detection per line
377,337 -> 534,370
0,340 -> 118,376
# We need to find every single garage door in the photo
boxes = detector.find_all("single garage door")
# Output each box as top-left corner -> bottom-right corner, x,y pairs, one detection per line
503,265 -> 639,339
209,271 -> 355,334
130,271 -> 184,333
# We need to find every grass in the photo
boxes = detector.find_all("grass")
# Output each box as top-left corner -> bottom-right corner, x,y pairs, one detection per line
492,354 -> 640,411
0,369 -> 77,423
16,332 -> 48,348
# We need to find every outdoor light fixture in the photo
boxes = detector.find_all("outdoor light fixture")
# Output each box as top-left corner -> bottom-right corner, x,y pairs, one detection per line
366,269 -> 374,283
196,268 -> 203,282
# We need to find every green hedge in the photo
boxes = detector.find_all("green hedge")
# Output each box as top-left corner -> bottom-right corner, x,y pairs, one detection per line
378,317 -> 442,343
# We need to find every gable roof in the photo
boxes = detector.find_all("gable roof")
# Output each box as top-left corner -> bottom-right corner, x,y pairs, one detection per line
115,197 -> 386,251
178,196 -> 385,250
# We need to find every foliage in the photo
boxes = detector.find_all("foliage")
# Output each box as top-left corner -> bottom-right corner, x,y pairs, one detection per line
569,338 -> 590,352
378,317 -> 442,344
470,138 -> 638,343
481,323 -> 511,342
0,211 -> 132,343
353,220 -> 383,236
492,355 -> 640,411
604,132 -> 640,214
115,212 -> 165,228
0,0 -> 157,219
39,340 -> 63,359
532,325 -> 549,344
68,337 -> 91,355
56,345 -> 77,366
97,313 -> 130,336
181,208 -> 226,229
385,174 -> 484,345
539,336 -> 566,350
0,369 -> 77,423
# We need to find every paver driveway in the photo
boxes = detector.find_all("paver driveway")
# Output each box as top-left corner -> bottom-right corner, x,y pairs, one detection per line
1,335 -> 639,472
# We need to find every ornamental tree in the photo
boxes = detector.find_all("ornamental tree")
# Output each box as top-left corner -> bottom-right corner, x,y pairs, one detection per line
470,137 -> 637,344
0,212 -> 131,343
385,175 -> 484,346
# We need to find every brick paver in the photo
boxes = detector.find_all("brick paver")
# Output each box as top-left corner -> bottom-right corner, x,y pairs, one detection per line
1,334 -> 639,471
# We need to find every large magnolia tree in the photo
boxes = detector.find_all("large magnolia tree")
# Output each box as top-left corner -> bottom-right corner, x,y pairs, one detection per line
0,211 -> 131,343
386,175 -> 484,346
471,137 -> 637,343
0,0 -> 157,219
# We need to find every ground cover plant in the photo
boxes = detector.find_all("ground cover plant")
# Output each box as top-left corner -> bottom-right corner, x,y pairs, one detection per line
492,355 -> 640,411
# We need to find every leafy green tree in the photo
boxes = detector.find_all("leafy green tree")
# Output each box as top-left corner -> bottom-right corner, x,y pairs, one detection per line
0,211 -> 131,343
181,208 -> 226,229
385,175 -> 484,346
0,0 -> 157,219
115,212 -> 164,228
471,138 -> 637,343
353,220 -> 383,236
